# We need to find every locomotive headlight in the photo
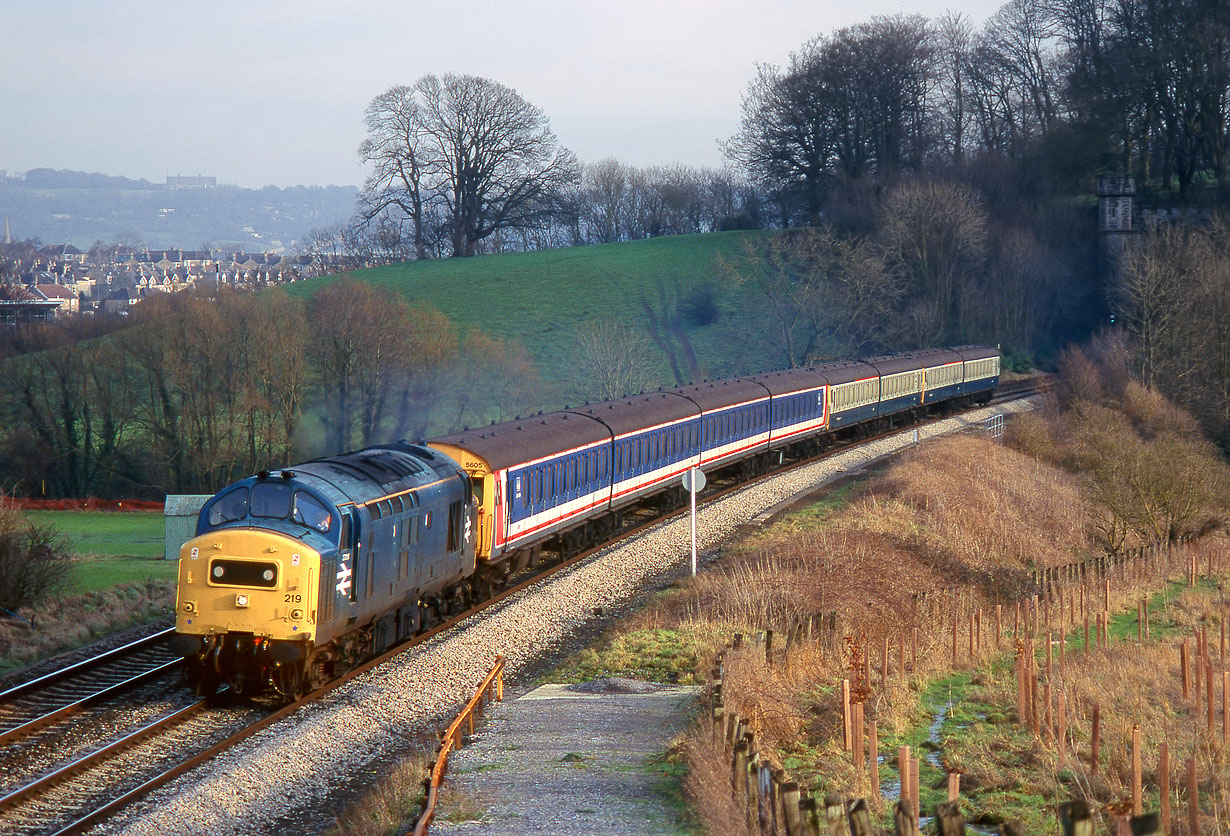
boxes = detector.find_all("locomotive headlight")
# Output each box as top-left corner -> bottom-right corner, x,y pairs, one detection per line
290,608 -> 304,621
235,593 -> 250,608
182,601 -> 196,613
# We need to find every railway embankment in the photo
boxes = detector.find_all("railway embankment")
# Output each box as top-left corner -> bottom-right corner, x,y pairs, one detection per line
667,358 -> 1230,835
93,401 -> 1037,836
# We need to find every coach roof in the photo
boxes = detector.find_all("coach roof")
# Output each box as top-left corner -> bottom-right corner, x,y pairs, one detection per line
567,391 -> 698,436
429,411 -> 610,471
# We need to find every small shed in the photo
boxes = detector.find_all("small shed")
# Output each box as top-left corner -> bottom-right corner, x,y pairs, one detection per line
164,495 -> 211,560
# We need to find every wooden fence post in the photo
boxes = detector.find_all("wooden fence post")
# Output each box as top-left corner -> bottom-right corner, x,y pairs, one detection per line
911,756 -> 920,826
1132,724 -> 1142,816
848,799 -> 874,836
1091,704 -> 1101,774
826,795 -> 851,836
936,800 -> 965,836
1223,671 -> 1229,743
947,770 -> 961,801
898,746 -> 911,811
800,796 -> 821,836
842,679 -> 852,751
1159,742 -> 1170,836
1187,756 -> 1200,836
733,739 -> 749,804
782,782 -> 803,836
745,752 -> 760,836
894,801 -> 917,836
1059,799 -> 1093,836
869,720 -> 880,797
1182,640 -> 1191,700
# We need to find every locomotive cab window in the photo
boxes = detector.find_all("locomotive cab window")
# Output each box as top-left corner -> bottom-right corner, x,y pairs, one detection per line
208,487 -> 249,526
292,491 -> 332,533
251,482 -> 291,519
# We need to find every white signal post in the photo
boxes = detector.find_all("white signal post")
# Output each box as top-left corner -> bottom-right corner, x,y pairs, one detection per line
681,468 -> 706,576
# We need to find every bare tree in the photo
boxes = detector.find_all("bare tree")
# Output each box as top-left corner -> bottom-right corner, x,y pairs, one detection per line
572,321 -> 658,402
360,75 -> 579,258
726,16 -> 937,221
307,278 -> 457,451
358,85 -> 435,260
935,12 -> 975,165
719,227 -> 901,367
878,178 -> 989,346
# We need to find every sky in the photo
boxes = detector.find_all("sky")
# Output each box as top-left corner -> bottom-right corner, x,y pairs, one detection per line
3,0 -> 1006,190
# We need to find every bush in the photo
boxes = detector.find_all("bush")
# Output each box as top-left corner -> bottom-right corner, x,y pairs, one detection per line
999,346 -> 1033,373
680,284 -> 720,327
0,498 -> 73,614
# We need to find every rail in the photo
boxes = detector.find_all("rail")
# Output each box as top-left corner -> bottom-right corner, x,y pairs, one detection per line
413,656 -> 505,836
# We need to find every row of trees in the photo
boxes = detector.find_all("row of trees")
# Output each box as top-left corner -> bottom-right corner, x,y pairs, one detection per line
306,157 -> 765,265
730,0 -> 1230,224
0,283 -> 543,498
1113,217 -> 1230,450
336,0 -> 1230,262
719,177 -> 1084,367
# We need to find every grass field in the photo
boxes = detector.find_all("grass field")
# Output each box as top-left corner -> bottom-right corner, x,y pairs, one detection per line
67,556 -> 178,594
24,510 -> 165,557
284,231 -> 782,394
21,510 -> 176,594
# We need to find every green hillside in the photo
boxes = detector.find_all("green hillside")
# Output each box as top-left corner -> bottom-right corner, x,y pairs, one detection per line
285,231 -> 782,400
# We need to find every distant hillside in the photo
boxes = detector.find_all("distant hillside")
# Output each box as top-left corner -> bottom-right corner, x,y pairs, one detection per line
0,169 -> 356,250
285,231 -> 785,402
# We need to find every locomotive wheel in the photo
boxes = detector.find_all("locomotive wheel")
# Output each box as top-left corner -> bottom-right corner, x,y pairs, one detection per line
271,661 -> 305,701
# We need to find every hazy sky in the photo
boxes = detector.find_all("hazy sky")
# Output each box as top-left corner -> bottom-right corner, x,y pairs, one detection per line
4,0 -> 1006,189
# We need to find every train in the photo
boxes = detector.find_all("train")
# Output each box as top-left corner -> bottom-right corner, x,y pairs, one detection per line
170,345 -> 999,699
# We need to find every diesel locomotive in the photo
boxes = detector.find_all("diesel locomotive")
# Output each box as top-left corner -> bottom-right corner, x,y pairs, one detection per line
172,346 -> 999,699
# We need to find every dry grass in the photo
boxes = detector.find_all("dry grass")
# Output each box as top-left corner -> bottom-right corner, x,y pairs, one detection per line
671,373 -> 1230,833
0,579 -> 175,672
684,716 -> 767,836
939,536 -> 1230,834
323,753 -> 430,836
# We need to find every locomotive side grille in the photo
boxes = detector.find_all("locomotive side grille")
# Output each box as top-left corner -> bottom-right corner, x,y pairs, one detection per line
319,556 -> 335,624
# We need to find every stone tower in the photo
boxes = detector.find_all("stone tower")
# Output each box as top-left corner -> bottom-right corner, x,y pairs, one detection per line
1097,175 -> 1135,264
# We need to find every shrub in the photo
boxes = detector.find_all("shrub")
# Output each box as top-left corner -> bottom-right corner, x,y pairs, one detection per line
0,498 -> 74,614
680,284 -> 720,327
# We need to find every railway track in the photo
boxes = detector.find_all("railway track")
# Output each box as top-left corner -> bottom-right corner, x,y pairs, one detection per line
0,630 -> 182,749
0,381 -> 1043,835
